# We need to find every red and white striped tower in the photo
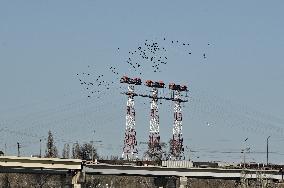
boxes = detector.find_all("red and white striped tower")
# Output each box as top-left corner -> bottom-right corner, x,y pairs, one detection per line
145,80 -> 165,160
169,83 -> 188,160
120,76 -> 141,160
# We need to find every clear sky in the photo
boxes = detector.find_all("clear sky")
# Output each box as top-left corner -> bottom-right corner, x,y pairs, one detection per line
0,1 -> 284,163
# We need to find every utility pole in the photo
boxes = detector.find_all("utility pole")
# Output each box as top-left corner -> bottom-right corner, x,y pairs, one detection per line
89,140 -> 102,161
241,138 -> 249,188
90,140 -> 94,161
267,136 -> 271,167
39,139 -> 42,158
243,138 -> 248,168
17,142 -> 21,157
91,130 -> 96,161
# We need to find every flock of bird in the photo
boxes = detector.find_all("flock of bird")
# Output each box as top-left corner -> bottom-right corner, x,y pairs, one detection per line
77,68 -> 115,98
122,37 -> 208,74
77,37 -> 210,98
124,39 -> 169,74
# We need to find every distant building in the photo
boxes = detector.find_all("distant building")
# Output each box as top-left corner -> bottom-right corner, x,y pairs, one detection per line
193,161 -> 218,168
162,160 -> 193,168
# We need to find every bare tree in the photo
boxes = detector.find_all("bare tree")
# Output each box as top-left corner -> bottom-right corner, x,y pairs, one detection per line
62,143 -> 70,159
72,142 -> 98,160
80,143 -> 97,160
72,142 -> 81,159
30,174 -> 52,188
45,130 -> 58,158
1,174 -> 11,188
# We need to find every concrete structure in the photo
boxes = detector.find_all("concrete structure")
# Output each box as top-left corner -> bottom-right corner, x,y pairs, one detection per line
85,164 -> 284,180
0,156 -> 82,170
162,160 -> 193,168
0,156 -> 83,188
1,156 -> 284,188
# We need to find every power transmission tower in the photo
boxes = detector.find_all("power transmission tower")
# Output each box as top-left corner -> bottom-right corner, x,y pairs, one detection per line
17,142 -> 21,157
168,83 -> 188,160
144,80 -> 165,160
120,76 -> 141,160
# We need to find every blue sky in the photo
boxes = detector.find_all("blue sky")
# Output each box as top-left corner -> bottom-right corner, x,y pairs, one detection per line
0,1 -> 284,163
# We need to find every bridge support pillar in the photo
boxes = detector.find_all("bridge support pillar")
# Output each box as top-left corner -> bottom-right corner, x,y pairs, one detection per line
65,170 -> 85,188
178,176 -> 187,188
72,171 -> 85,188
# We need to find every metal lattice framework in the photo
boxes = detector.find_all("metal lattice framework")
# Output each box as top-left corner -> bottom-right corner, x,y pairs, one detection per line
120,76 -> 188,161
170,90 -> 184,160
142,80 -> 165,160
169,83 -> 188,160
150,88 -> 159,133
122,85 -> 138,160
121,76 -> 141,160
147,87 -> 162,159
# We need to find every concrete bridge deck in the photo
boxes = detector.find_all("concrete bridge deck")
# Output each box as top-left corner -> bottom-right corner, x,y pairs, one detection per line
85,163 -> 284,180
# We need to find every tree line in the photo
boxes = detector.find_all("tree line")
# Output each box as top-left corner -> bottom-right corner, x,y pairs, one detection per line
45,130 -> 98,160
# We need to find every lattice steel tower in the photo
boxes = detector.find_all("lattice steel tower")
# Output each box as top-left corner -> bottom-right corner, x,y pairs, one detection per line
169,83 -> 188,160
120,76 -> 141,160
145,80 -> 165,160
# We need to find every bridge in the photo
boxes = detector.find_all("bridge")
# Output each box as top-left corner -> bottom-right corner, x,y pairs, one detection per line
0,156 -> 82,173
0,156 -> 284,188
0,156 -> 83,187
85,163 -> 284,180
85,163 -> 284,187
